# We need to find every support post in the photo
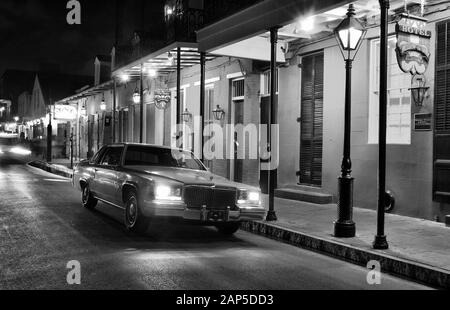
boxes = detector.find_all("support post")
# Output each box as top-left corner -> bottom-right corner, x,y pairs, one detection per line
112,79 -> 117,143
140,63 -> 144,143
334,59 -> 356,238
200,51 -> 206,163
46,107 -> 52,162
176,47 -> 182,147
266,27 -> 279,222
373,0 -> 390,250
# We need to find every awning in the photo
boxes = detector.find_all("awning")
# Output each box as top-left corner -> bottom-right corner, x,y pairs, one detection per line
197,0 -> 353,53
56,80 -> 114,104
112,42 -> 216,78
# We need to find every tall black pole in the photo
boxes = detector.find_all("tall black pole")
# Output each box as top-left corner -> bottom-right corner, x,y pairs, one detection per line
46,107 -> 52,162
266,27 -> 279,222
200,51 -> 206,163
140,64 -> 144,143
112,79 -> 117,143
334,58 -> 355,238
176,47 -> 182,147
373,0 -> 390,250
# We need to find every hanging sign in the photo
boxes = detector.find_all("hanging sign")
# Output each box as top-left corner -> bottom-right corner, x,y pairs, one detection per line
396,13 -> 431,75
154,89 -> 171,109
53,105 -> 77,120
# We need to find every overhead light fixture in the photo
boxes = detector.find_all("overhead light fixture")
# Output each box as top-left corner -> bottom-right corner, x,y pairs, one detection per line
120,73 -> 130,82
167,51 -> 174,65
300,16 -> 315,32
133,84 -> 141,104
100,94 -> 106,111
148,68 -> 157,77
213,105 -> 226,121
182,108 -> 192,123
410,74 -> 429,107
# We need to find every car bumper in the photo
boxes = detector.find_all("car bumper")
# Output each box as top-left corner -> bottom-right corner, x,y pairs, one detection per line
142,200 -> 266,223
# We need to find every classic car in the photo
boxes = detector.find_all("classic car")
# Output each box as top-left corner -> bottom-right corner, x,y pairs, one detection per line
73,143 -> 266,235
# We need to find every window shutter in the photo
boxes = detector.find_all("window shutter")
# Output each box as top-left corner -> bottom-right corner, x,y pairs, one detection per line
434,21 -> 450,203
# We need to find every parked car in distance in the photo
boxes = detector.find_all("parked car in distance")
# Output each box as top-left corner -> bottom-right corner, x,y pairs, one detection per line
73,143 -> 266,235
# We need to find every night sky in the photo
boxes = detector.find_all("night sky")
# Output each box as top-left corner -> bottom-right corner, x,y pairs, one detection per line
0,0 -> 145,77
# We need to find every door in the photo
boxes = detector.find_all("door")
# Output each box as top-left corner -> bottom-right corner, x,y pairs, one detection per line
233,99 -> 244,183
299,52 -> 324,187
93,146 -> 124,202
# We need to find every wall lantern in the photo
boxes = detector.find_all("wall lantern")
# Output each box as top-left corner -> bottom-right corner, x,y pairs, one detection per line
334,4 -> 367,61
182,108 -> 192,123
100,94 -> 106,111
14,116 -> 19,122
133,84 -> 141,104
409,74 -> 429,107
213,105 -> 226,121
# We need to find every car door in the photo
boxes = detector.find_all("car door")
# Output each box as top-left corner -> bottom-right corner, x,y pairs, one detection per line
94,146 -> 124,203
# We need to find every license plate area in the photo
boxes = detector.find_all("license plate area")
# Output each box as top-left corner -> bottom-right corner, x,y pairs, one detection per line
208,211 -> 226,222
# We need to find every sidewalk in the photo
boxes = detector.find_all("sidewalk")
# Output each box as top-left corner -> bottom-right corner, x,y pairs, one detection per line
28,158 -> 76,178
242,197 -> 450,289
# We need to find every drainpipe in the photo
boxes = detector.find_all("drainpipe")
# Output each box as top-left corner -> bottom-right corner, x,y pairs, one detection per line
266,27 -> 279,222
373,0 -> 390,250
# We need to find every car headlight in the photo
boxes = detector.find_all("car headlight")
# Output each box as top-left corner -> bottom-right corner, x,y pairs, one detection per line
10,147 -> 31,156
154,185 -> 182,202
237,189 -> 261,205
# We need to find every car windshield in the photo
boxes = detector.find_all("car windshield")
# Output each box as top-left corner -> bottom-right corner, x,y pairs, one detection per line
124,145 -> 206,171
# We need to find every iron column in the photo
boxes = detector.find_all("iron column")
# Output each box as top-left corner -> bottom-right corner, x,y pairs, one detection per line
200,51 -> 206,163
266,27 -> 279,222
140,63 -> 144,143
373,0 -> 390,250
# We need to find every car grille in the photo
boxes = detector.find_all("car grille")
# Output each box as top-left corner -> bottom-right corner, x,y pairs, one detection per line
184,186 -> 237,210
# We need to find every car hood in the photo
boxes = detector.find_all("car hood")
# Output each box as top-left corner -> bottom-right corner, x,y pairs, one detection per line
124,165 -> 258,190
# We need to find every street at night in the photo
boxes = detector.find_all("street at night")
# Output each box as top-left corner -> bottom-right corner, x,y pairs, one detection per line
0,156 -> 430,290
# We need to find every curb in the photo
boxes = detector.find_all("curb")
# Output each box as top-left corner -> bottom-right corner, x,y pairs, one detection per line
28,161 -> 73,179
241,221 -> 449,289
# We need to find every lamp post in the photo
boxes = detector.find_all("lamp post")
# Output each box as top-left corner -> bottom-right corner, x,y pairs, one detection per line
333,4 -> 366,238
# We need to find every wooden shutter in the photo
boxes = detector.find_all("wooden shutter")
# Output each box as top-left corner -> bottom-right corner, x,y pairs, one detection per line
299,52 -> 324,186
434,21 -> 450,203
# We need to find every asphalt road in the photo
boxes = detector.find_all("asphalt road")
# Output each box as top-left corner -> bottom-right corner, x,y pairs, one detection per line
0,154 -> 431,290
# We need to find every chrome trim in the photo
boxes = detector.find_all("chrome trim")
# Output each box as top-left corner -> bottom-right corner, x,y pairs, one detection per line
94,196 -> 125,210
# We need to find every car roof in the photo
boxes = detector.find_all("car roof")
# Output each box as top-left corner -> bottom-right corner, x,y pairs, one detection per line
106,143 -> 188,152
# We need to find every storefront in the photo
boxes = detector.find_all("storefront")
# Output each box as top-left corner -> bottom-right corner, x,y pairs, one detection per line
196,0 -> 450,221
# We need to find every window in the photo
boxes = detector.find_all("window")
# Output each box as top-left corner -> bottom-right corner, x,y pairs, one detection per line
260,69 -> 279,96
232,78 -> 245,101
124,145 -> 205,171
368,36 -> 411,145
205,85 -> 215,122
100,147 -> 123,166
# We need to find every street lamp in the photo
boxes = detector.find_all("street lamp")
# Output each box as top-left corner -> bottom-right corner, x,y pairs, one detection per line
133,84 -> 141,104
100,94 -> 106,111
212,105 -> 225,121
333,4 -> 366,238
182,108 -> 192,123
410,74 -> 429,107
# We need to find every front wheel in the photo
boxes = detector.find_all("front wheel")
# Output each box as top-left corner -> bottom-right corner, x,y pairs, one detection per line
81,184 -> 97,210
124,191 -> 150,234
215,222 -> 241,235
